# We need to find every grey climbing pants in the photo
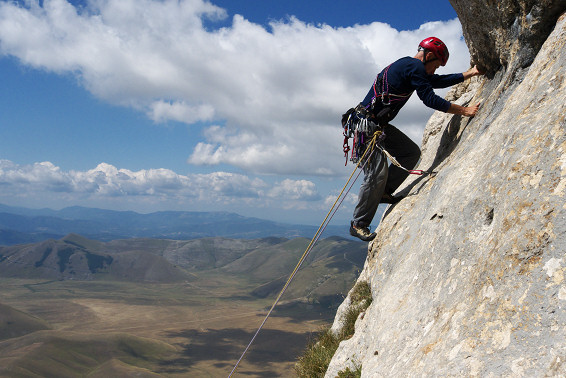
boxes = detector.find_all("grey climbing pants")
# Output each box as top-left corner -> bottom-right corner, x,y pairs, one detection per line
352,124 -> 421,228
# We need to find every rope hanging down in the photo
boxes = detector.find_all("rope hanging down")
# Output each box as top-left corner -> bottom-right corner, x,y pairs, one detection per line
228,131 -> 382,377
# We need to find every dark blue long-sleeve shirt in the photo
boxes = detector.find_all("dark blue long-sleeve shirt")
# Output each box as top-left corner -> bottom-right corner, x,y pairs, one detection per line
361,56 -> 464,121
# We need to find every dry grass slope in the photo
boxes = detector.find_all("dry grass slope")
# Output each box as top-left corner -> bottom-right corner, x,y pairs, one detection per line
0,331 -> 175,377
0,303 -> 50,341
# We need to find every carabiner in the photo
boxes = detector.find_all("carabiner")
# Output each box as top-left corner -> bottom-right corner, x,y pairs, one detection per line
381,92 -> 391,106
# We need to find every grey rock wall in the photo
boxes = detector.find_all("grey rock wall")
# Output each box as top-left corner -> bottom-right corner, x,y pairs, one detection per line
325,10 -> 566,378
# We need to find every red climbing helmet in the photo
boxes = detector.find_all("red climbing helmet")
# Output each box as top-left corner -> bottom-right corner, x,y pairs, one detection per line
419,37 -> 449,66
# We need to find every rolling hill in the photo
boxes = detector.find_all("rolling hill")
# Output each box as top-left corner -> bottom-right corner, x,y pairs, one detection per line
0,234 -> 367,297
0,303 -> 50,341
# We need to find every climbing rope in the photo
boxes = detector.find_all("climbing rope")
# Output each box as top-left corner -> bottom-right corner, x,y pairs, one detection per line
228,131 -> 382,377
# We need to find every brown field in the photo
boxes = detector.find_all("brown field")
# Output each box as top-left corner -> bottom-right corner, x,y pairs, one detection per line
0,272 -> 336,377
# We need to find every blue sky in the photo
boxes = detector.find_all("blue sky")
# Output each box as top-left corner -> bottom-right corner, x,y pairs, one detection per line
0,0 -> 468,225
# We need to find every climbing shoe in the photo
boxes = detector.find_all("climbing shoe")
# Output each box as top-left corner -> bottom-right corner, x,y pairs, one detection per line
380,193 -> 403,204
349,221 -> 376,242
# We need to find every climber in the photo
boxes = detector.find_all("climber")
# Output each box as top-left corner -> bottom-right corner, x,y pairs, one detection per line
349,36 -> 484,242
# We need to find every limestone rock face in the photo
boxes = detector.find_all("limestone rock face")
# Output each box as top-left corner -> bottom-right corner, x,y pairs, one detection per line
325,7 -> 566,378
449,0 -> 565,74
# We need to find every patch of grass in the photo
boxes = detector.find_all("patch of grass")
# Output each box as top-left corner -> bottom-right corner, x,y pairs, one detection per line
295,280 -> 372,377
350,281 -> 372,305
295,328 -> 340,378
340,305 -> 361,340
337,364 -> 362,377
339,280 -> 372,341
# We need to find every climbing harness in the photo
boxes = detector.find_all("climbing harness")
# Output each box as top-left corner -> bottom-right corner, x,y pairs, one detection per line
372,64 -> 413,109
343,64 -> 414,168
228,131 -> 381,378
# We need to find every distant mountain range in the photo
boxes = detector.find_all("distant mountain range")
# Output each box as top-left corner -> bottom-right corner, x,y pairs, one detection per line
0,203 -> 358,245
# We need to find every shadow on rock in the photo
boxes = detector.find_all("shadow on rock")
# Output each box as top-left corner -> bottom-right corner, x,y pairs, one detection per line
383,115 -> 471,221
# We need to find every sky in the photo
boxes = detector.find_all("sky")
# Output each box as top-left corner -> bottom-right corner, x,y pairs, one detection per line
0,0 -> 469,226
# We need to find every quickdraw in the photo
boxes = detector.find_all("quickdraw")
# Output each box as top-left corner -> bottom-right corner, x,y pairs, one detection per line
343,135 -> 351,165
378,146 -> 431,175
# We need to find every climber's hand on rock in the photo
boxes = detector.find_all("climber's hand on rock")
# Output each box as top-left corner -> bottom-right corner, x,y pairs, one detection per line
464,103 -> 481,117
463,65 -> 484,79
448,102 -> 481,117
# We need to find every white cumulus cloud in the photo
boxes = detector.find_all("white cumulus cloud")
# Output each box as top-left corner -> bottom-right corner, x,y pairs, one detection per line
148,101 -> 215,124
269,179 -> 320,201
0,0 -> 470,178
0,159 -> 320,208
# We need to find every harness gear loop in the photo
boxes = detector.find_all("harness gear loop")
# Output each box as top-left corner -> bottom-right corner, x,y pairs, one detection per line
228,131 -> 381,378
342,104 -> 385,165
